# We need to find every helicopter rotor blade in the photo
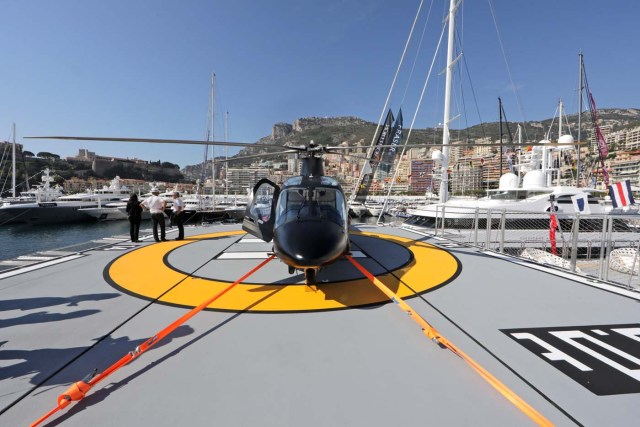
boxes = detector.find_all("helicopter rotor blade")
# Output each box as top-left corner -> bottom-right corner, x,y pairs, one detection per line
25,135 -> 285,150
323,151 -> 372,161
214,150 -> 299,163
282,144 -> 309,151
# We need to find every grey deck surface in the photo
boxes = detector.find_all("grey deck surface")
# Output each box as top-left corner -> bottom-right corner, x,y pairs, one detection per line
1,223 -> 639,426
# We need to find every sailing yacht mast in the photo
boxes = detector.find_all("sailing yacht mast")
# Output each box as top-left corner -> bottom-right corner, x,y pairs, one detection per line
439,0 -> 459,203
577,52 -> 583,187
12,123 -> 16,198
210,72 -> 216,207
224,111 -> 229,200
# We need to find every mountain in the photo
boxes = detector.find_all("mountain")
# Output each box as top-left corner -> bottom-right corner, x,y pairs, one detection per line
183,108 -> 640,175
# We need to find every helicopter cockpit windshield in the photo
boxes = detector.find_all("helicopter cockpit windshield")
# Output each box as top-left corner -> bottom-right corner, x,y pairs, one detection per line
276,186 -> 347,227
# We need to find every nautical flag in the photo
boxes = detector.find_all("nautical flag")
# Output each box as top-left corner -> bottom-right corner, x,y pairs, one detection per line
608,180 -> 636,208
379,109 -> 403,174
354,109 -> 394,202
549,213 -> 558,256
571,193 -> 591,215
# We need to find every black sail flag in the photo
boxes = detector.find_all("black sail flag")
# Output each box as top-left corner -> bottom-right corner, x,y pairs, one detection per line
379,108 -> 403,174
355,109 -> 394,203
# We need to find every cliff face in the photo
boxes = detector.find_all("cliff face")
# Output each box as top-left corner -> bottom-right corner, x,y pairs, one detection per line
272,123 -> 293,139
182,110 -> 640,170
292,116 -> 371,132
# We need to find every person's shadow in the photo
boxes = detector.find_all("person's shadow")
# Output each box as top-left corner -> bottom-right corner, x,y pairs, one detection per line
44,288 -> 284,426
0,293 -> 120,312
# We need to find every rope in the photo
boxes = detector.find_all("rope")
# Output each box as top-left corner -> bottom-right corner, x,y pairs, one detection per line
346,254 -> 554,426
351,0 -> 425,200
0,233 -> 246,417
400,0 -> 436,106
377,16 -> 448,223
31,254 -> 276,426
487,0 -> 529,139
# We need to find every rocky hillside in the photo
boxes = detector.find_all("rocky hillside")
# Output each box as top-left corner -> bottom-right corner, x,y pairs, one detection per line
184,108 -> 640,174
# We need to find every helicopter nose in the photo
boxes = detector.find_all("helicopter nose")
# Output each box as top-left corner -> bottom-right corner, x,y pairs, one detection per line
273,221 -> 348,268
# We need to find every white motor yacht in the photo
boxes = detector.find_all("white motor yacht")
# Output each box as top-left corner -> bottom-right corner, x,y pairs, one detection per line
0,176 -> 131,225
405,142 -> 607,230
1,168 -> 64,206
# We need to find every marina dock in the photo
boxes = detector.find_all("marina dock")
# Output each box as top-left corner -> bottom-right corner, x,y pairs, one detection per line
1,222 -> 639,426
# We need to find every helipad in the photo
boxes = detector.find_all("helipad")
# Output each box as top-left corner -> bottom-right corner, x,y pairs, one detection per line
105,230 -> 461,312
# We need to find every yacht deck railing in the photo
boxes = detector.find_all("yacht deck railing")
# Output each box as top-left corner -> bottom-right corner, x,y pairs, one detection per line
402,207 -> 640,292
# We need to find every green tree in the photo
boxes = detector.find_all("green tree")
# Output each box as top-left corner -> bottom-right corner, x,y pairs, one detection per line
36,152 -> 60,160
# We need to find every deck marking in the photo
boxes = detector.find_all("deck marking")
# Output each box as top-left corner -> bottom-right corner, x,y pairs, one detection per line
237,238 -> 269,243
217,252 -> 274,259
503,323 -> 640,395
0,255 -> 85,280
105,230 -> 460,312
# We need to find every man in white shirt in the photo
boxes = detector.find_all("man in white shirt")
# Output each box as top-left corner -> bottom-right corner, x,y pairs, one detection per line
141,187 -> 167,242
171,191 -> 184,240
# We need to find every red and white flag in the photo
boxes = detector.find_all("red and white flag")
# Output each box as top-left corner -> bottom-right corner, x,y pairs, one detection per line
549,213 -> 558,255
608,180 -> 635,208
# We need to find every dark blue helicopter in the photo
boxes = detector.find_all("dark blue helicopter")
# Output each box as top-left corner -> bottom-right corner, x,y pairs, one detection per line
242,143 -> 350,287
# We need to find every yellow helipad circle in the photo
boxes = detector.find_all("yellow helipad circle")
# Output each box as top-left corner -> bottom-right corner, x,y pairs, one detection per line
105,230 -> 460,312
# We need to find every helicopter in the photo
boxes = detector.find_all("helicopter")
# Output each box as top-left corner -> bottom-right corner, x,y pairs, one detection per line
27,135 -> 585,288
240,141 -> 351,288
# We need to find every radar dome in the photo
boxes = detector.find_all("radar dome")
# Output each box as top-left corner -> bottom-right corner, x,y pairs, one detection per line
498,173 -> 519,190
539,139 -> 551,145
558,134 -> 575,147
522,170 -> 546,189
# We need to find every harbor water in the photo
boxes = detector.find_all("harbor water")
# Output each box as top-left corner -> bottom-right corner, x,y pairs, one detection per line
0,221 -> 134,262
0,215 -> 396,263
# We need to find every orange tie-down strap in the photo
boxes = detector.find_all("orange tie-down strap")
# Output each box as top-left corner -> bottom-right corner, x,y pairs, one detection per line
345,255 -> 554,427
31,255 -> 276,427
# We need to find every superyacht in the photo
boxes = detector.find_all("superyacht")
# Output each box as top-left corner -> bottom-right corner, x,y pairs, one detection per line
0,176 -> 131,225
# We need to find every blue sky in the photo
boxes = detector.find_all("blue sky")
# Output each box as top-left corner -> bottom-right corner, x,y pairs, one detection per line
1,0 -> 639,169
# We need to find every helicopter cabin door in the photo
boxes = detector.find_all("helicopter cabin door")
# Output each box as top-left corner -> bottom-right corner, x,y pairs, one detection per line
242,178 -> 280,242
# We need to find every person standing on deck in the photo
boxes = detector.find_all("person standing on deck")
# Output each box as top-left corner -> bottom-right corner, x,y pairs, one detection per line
126,193 -> 143,242
171,191 -> 184,240
141,187 -> 167,242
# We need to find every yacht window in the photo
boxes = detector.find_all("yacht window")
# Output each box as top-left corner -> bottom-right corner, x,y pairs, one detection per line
488,191 -> 516,200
